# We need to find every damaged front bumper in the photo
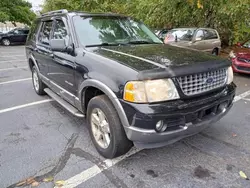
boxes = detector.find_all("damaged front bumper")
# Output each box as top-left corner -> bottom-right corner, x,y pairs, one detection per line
120,83 -> 236,149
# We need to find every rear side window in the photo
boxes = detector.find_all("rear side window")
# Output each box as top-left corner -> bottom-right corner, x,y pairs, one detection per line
204,30 -> 218,40
38,21 -> 53,45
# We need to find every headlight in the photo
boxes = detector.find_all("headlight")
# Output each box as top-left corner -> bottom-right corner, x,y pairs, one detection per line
227,66 -> 233,84
229,51 -> 236,58
124,79 -> 179,103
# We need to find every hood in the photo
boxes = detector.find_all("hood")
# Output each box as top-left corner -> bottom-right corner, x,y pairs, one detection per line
90,44 -> 230,79
234,47 -> 250,59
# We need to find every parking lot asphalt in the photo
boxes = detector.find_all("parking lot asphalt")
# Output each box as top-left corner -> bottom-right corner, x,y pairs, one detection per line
0,46 -> 250,188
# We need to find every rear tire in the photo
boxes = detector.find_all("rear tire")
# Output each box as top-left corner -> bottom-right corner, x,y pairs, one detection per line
32,66 -> 46,95
87,95 -> 133,159
2,38 -> 10,46
212,48 -> 219,56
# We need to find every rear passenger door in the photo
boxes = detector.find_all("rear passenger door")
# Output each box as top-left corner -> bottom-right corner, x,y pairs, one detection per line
203,29 -> 221,53
48,18 -> 76,105
35,20 -> 54,76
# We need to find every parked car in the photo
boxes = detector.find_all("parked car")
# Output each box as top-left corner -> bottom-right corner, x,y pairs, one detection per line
0,28 -> 29,46
155,28 -> 170,41
164,28 -> 221,55
26,10 -> 235,159
229,39 -> 250,74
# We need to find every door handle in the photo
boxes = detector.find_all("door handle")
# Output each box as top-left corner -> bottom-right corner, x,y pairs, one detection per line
49,54 -> 54,58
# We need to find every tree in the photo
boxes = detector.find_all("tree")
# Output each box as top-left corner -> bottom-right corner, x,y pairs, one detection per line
42,0 -> 250,45
0,0 -> 36,25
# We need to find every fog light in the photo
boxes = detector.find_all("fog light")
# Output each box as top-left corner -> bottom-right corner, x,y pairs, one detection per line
156,120 -> 166,132
218,102 -> 228,113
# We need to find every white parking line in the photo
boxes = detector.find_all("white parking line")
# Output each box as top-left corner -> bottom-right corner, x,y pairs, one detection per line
59,89 -> 250,188
0,55 -> 25,58
0,66 -> 28,71
233,90 -> 250,102
0,59 -> 27,63
0,99 -> 53,114
0,78 -> 31,85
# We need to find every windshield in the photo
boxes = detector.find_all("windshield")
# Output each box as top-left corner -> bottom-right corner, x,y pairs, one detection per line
73,16 -> 162,46
242,39 -> 250,48
165,28 -> 196,42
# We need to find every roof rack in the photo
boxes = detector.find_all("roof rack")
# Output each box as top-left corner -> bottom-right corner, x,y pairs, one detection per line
41,9 -> 68,17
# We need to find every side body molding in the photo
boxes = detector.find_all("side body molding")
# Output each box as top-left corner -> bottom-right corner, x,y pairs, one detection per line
78,79 -> 130,128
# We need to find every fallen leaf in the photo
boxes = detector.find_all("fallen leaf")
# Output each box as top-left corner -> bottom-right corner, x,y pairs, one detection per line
55,180 -> 65,186
26,177 -> 36,184
232,133 -> 237,137
43,176 -> 54,182
239,171 -> 248,179
16,180 -> 26,186
31,181 -> 39,187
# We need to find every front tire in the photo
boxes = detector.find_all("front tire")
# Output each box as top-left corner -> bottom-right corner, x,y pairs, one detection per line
87,95 -> 133,159
2,38 -> 10,46
32,66 -> 46,95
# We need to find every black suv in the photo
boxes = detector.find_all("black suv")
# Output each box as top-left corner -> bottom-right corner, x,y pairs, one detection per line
26,10 -> 236,159
0,28 -> 29,46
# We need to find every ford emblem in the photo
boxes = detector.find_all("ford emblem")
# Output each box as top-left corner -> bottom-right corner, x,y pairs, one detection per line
205,77 -> 214,84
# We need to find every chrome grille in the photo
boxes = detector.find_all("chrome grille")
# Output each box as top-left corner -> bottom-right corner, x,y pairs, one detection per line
177,68 -> 227,96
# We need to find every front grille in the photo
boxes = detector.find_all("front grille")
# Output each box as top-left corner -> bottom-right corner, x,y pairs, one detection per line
177,68 -> 227,96
237,57 -> 250,63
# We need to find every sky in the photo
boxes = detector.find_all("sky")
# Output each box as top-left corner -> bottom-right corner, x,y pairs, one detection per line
27,0 -> 44,11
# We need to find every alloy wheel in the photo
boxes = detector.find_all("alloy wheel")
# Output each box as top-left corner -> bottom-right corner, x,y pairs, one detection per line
90,108 -> 111,149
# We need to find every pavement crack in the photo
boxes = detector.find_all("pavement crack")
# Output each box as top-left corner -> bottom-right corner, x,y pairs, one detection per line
7,133 -> 79,188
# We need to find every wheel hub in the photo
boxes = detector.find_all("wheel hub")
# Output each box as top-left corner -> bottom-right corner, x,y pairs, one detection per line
91,108 -> 111,149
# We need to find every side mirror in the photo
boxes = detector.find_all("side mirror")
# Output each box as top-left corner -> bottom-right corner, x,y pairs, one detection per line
50,39 -> 66,52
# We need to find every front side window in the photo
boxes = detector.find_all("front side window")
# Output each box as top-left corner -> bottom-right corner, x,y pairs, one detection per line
52,19 -> 69,45
195,30 -> 204,40
38,21 -> 53,45
73,16 -> 162,46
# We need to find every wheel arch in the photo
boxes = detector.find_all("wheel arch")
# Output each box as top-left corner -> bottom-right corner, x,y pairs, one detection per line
78,79 -> 130,128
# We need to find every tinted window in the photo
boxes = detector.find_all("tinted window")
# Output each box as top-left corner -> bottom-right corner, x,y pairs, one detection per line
204,30 -> 218,40
195,30 -> 204,39
38,21 -> 53,45
52,19 -> 69,45
17,30 -> 25,34
24,30 -> 29,35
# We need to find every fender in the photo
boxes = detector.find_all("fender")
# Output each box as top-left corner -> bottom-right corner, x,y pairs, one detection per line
78,79 -> 130,128
28,53 -> 39,71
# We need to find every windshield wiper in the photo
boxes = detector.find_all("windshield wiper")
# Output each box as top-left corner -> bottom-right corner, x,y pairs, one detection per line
85,43 -> 120,47
127,40 -> 161,45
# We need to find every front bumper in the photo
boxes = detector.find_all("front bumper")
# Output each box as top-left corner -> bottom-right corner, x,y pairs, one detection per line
121,83 -> 236,148
232,58 -> 250,74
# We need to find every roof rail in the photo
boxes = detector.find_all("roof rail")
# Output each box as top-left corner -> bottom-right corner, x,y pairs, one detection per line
41,9 -> 68,17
